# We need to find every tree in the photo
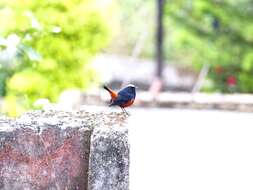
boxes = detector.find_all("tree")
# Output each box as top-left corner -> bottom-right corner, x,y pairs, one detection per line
166,0 -> 253,92
0,0 -> 111,115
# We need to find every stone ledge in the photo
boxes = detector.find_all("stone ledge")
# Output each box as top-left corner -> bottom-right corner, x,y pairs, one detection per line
0,110 -> 129,190
79,91 -> 253,112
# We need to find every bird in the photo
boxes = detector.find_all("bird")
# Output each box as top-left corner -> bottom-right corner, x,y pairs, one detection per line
103,84 -> 136,114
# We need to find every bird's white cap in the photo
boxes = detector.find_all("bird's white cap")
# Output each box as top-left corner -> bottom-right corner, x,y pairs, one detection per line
127,84 -> 136,88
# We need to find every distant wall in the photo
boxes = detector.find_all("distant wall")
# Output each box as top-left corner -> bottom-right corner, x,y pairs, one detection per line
0,110 -> 129,190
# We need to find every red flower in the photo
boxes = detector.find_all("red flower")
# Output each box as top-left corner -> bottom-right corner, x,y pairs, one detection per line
227,76 -> 237,86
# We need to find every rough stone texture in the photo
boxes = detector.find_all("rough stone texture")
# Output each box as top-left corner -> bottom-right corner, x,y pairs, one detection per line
89,126 -> 129,190
0,110 -> 128,190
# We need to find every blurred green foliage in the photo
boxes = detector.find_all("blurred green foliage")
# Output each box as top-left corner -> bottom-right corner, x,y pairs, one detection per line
0,0 -> 111,115
166,0 -> 253,93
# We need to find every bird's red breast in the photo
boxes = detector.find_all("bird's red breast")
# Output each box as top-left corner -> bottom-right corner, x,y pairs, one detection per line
120,99 -> 135,108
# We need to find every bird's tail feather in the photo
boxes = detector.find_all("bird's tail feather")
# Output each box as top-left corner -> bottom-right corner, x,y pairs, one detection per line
103,85 -> 117,101
103,85 -> 111,92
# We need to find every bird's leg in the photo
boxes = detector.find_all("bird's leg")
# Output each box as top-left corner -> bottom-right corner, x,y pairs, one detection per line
122,107 -> 130,115
120,107 -> 125,114
120,107 -> 127,115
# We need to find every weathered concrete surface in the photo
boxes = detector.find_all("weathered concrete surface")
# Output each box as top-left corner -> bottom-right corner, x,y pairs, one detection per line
89,126 -> 129,190
0,110 -> 128,190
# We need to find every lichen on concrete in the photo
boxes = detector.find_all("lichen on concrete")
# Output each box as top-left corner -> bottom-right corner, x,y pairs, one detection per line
89,125 -> 129,190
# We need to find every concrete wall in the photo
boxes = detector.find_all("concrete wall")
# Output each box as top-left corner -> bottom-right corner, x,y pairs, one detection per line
0,110 -> 129,190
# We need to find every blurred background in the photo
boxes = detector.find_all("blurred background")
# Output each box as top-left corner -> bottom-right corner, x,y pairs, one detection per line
1,0 -> 253,116
1,1 -> 253,189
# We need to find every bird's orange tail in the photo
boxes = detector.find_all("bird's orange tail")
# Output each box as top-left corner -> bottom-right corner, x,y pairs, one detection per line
103,85 -> 117,100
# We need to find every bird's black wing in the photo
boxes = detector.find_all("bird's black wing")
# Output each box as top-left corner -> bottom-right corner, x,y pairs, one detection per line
110,90 -> 133,106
